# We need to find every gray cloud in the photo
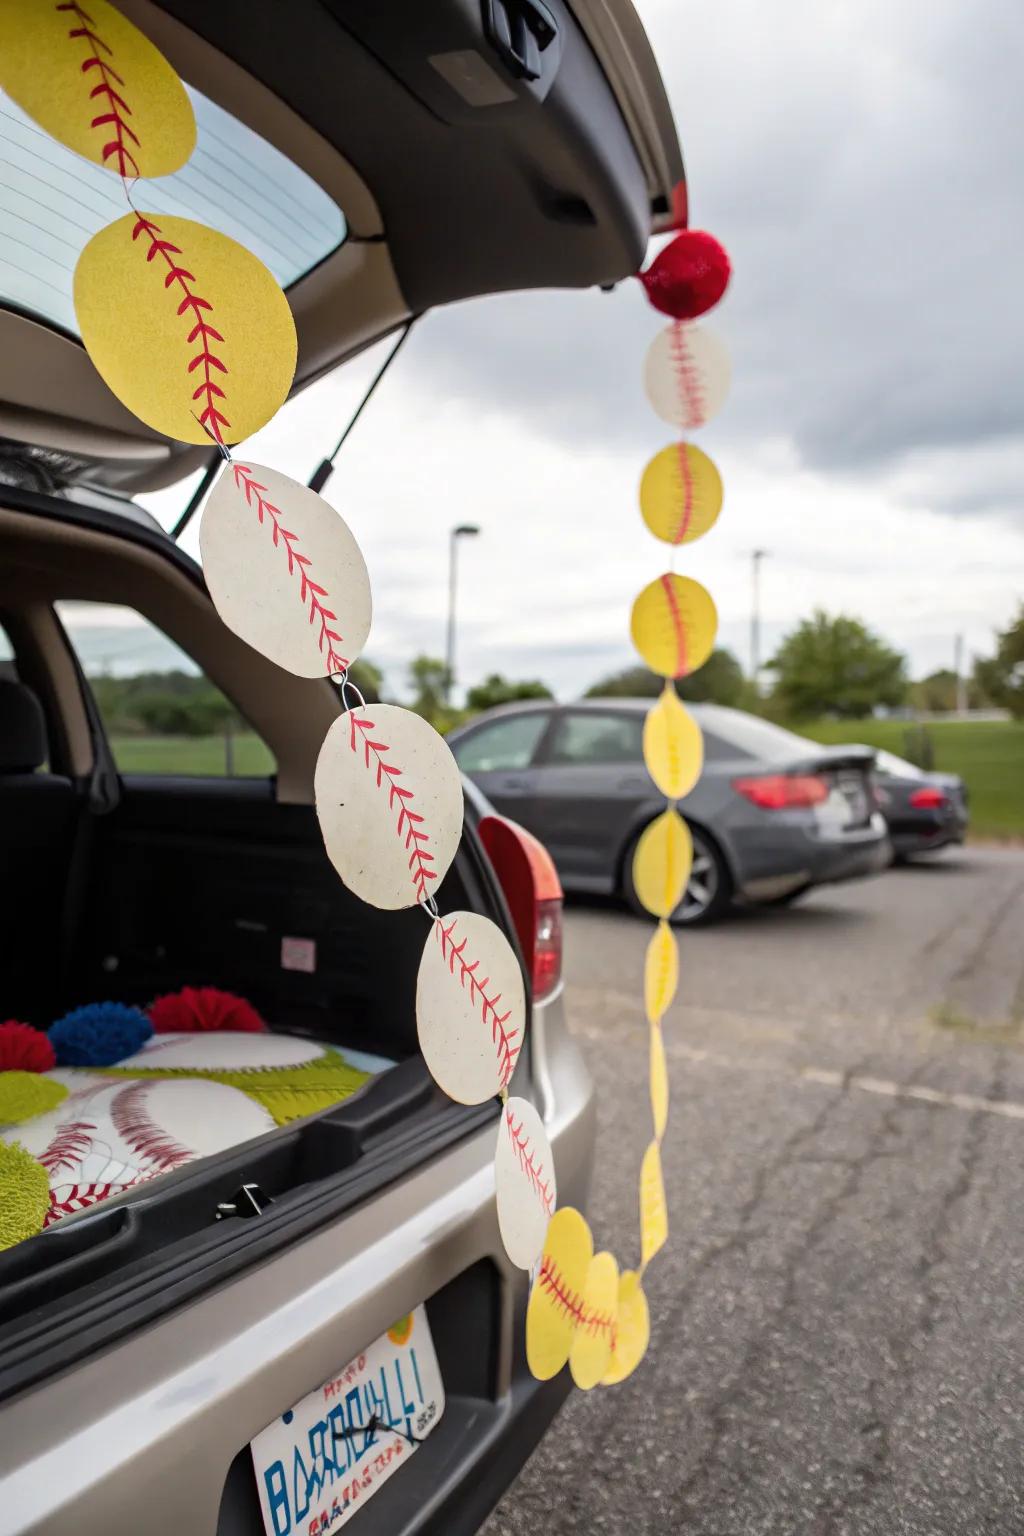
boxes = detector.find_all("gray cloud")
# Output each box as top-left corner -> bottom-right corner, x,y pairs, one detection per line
401,0 -> 1024,510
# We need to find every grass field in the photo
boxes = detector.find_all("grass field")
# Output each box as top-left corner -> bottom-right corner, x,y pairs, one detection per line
110,733 -> 275,777
798,718 -> 1024,839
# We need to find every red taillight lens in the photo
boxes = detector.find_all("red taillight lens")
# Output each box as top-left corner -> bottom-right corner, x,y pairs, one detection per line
477,815 -> 564,1002
909,785 -> 947,809
732,773 -> 830,810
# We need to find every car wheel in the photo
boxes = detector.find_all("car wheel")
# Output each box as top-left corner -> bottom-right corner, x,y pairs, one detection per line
623,823 -> 733,927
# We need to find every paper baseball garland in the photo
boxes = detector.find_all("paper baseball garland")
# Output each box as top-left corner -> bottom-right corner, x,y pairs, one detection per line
11,8 -> 732,1400
201,463 -> 371,678
0,0 -> 196,178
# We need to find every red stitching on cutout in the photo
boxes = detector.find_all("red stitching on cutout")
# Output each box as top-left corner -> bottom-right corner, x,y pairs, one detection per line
130,213 -> 231,443
672,442 -> 695,544
230,463 -> 349,674
43,1177 -> 149,1228
537,1255 -> 615,1337
437,917 -> 520,1089
659,573 -> 688,678
38,1119 -> 96,1175
110,1081 -> 193,1172
668,321 -> 706,426
58,2 -> 141,180
347,712 -> 439,903
504,1108 -> 554,1214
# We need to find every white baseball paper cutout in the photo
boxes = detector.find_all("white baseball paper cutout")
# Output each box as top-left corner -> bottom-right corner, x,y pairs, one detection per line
118,1032 -> 327,1071
315,703 -> 464,910
111,1078 -> 274,1168
643,322 -> 731,430
200,461 -> 371,678
416,910 -> 525,1105
495,1095 -> 556,1269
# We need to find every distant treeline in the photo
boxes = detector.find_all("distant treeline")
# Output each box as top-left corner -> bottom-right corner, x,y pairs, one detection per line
90,670 -> 239,737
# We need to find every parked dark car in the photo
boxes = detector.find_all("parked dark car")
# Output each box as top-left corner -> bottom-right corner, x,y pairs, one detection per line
448,700 -> 891,924
872,749 -> 969,859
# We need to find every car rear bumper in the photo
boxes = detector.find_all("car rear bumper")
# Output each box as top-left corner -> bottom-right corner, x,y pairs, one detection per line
733,814 -> 891,901
0,992 -> 594,1536
887,811 -> 968,856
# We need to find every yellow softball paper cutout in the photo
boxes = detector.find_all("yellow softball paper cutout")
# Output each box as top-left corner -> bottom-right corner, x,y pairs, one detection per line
569,1250 -> 620,1391
631,574 -> 718,680
526,1206 -> 593,1382
633,808 -> 692,919
0,0 -> 196,178
601,1271 -> 651,1386
640,442 -> 723,547
643,684 -> 704,801
74,213 -> 297,445
644,917 -> 679,1024
650,1024 -> 669,1141
640,1140 -> 669,1268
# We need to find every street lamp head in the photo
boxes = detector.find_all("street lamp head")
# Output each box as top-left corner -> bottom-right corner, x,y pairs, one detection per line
453,523 -> 480,538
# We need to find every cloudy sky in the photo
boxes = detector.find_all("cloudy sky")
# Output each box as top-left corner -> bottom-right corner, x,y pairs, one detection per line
138,0 -> 1024,702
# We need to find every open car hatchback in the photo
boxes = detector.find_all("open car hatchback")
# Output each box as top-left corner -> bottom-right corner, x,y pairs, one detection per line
0,2 -> 684,1532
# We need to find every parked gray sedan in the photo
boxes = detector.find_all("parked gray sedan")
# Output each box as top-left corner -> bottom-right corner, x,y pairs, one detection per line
449,700 -> 891,924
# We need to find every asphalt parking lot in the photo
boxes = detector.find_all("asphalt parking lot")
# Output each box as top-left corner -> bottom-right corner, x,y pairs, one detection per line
486,847 -> 1024,1536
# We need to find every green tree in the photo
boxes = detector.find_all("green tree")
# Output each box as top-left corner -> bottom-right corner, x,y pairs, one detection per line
407,655 -> 452,728
768,611 -> 907,720
585,648 -> 749,707
465,673 -> 553,712
974,605 -> 1024,720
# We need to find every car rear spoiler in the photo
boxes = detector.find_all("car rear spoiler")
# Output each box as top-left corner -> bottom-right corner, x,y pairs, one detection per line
790,744 -> 877,774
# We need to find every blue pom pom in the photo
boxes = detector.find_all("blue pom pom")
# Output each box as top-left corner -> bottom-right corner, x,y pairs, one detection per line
48,1003 -> 153,1067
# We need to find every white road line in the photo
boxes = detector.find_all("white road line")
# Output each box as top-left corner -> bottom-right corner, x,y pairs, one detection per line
666,1040 -> 1024,1123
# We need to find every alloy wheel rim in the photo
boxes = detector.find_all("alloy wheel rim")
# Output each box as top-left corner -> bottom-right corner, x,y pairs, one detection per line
678,837 -> 717,920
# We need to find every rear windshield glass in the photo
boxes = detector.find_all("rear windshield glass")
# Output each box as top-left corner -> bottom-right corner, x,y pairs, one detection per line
0,86 -> 346,336
875,749 -> 924,779
697,706 -> 817,763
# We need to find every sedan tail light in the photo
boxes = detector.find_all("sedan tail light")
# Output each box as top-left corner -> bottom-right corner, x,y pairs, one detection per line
477,815 -> 563,1002
908,785 -> 947,809
732,773 -> 830,810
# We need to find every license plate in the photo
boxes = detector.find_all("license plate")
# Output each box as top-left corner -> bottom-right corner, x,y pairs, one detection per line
250,1306 -> 444,1536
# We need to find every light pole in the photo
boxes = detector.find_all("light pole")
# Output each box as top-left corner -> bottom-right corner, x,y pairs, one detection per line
750,548 -> 770,689
446,523 -> 480,705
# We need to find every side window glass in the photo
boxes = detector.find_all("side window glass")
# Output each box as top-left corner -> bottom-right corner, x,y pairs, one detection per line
547,713 -> 644,766
452,714 -> 548,773
55,601 -> 276,778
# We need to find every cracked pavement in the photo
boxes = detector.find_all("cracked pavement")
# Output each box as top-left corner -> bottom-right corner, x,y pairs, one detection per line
485,847 -> 1024,1536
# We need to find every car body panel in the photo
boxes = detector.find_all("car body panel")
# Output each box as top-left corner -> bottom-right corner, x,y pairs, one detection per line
873,753 -> 969,856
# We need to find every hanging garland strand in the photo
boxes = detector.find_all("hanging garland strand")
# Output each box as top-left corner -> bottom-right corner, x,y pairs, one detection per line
1,0 -> 731,1396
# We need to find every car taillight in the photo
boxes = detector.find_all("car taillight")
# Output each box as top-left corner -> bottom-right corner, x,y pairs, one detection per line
732,773 -> 830,809
477,815 -> 564,1002
909,785 -> 947,809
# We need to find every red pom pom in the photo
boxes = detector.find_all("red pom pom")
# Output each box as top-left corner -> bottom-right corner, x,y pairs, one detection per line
0,1020 -> 56,1073
148,987 -> 266,1035
638,230 -> 731,320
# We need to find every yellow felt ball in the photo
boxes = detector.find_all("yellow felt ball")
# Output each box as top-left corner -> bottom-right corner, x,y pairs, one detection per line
0,0 -> 195,178
640,1140 -> 669,1269
649,1023 -> 669,1141
74,213 -> 297,445
0,1071 -> 68,1125
526,1206 -> 593,1382
601,1270 -> 651,1386
631,574 -> 717,680
644,918 -> 679,1025
0,1140 -> 49,1251
639,442 -> 723,546
643,684 -> 703,800
632,808 -> 692,919
569,1250 -> 619,1391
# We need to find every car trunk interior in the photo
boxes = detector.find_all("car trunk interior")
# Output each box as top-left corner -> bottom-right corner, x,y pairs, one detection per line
0,493 -> 504,1385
